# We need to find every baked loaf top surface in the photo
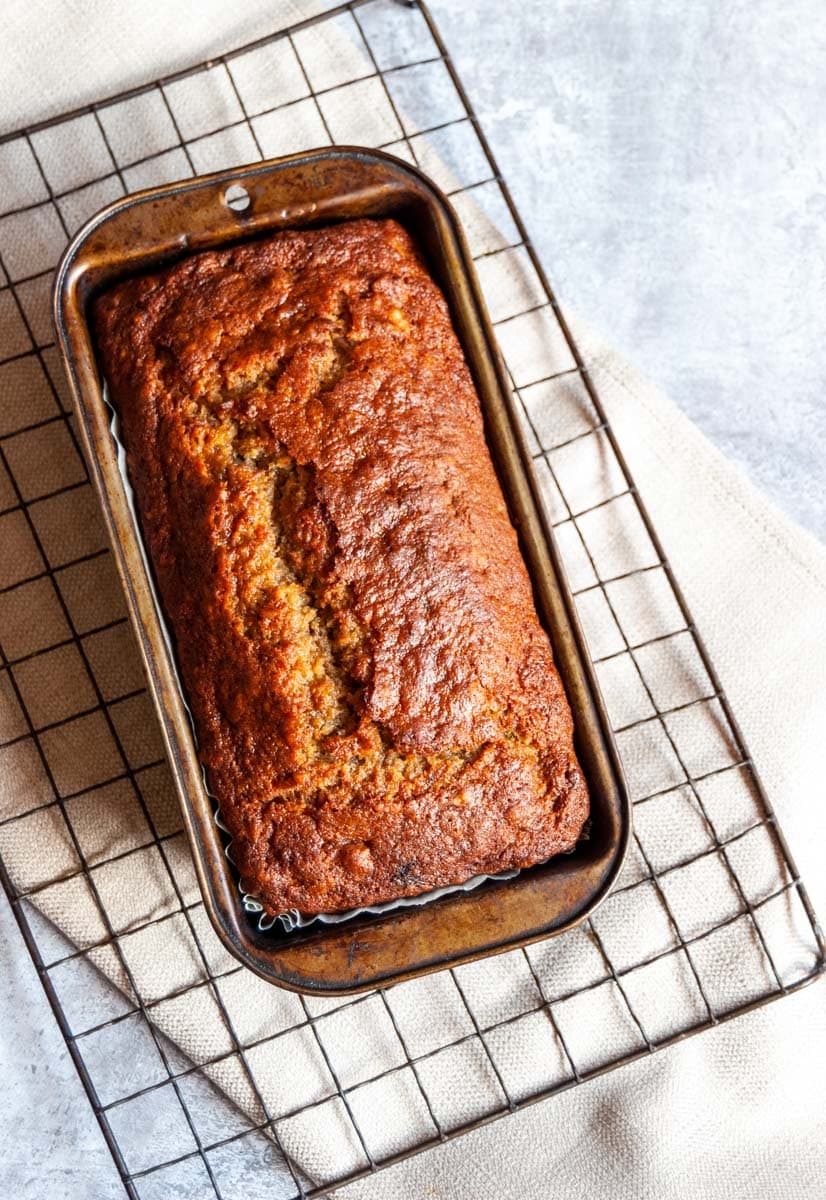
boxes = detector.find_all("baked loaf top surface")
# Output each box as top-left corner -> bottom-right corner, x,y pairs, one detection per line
94,217 -> 588,915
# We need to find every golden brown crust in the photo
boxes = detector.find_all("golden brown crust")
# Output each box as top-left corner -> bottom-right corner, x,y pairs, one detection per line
94,218 -> 589,915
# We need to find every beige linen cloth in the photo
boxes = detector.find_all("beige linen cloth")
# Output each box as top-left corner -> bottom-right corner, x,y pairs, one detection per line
1,1 -> 825,1198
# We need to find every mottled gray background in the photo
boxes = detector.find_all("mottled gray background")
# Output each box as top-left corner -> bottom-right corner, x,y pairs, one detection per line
436,0 -> 826,543
1,1 -> 824,1197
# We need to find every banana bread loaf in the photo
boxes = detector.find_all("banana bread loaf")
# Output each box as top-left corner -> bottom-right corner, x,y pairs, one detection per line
94,218 -> 589,916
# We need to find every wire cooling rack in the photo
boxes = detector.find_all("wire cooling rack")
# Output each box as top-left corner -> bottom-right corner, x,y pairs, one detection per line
0,1 -> 823,1196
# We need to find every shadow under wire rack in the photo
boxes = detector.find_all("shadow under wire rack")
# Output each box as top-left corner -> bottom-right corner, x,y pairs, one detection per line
0,1 -> 823,1197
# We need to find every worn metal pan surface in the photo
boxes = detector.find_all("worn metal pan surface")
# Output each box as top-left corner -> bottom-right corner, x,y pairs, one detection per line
54,147 -> 630,994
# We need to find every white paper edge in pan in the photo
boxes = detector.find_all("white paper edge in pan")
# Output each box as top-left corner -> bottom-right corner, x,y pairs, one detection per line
103,384 -> 519,933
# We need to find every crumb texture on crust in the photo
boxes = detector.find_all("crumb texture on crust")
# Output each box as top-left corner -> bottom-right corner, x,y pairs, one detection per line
94,218 -> 589,914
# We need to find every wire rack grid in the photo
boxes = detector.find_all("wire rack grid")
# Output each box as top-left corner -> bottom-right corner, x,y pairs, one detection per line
0,1 -> 823,1197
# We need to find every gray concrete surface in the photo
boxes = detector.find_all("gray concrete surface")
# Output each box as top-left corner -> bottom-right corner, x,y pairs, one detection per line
1,1 -> 825,1196
435,0 -> 826,544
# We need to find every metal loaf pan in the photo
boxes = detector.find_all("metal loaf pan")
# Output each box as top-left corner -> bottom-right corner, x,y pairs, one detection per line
53,147 -> 630,994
